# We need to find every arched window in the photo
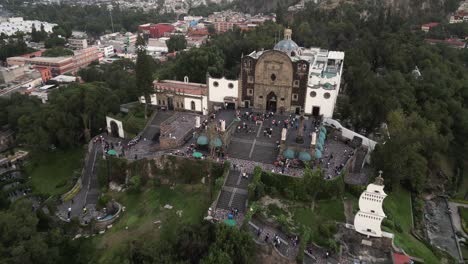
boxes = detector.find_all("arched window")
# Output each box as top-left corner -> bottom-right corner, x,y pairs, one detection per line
191,101 -> 196,110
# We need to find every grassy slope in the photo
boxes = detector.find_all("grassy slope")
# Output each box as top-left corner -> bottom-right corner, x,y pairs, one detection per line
292,199 -> 345,243
384,188 -> 440,264
93,184 -> 211,263
27,148 -> 84,196
461,207 -> 468,233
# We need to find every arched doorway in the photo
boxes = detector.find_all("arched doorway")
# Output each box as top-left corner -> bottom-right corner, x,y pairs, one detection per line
191,101 -> 196,111
167,96 -> 174,110
266,92 -> 277,112
110,121 -> 119,137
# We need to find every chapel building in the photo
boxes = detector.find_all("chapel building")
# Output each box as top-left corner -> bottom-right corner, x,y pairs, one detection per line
238,28 -> 344,118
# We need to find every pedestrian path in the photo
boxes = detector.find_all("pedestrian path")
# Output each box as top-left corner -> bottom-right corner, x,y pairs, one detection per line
215,168 -> 251,217
248,219 -> 298,259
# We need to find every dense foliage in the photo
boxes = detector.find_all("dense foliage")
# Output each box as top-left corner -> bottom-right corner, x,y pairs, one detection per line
261,168 -> 344,201
0,83 -> 120,150
0,33 -> 36,62
42,47 -> 74,57
2,3 -> 176,37
78,59 -> 139,103
0,199 -> 93,264
166,35 -> 187,53
107,222 -> 254,264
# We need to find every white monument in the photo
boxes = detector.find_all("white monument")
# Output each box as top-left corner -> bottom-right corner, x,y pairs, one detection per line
106,116 -> 125,138
353,171 -> 387,237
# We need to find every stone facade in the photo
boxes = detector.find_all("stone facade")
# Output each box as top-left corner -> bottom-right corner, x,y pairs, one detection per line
240,50 -> 310,114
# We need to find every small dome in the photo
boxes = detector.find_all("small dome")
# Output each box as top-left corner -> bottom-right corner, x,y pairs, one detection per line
274,39 -> 299,54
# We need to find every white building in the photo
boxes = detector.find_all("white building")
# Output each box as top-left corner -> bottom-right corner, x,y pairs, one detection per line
353,174 -> 387,237
304,50 -> 344,118
99,45 -> 115,57
0,17 -> 56,36
140,77 -> 208,115
68,38 -> 88,50
207,76 -> 239,110
147,38 -> 169,56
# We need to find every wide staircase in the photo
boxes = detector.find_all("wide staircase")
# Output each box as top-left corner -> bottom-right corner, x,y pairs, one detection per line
216,169 -> 251,213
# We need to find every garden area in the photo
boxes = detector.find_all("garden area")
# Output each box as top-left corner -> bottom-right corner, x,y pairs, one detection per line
108,104 -> 151,138
247,167 -> 346,250
382,187 -> 441,264
26,147 -> 84,196
91,183 -> 213,263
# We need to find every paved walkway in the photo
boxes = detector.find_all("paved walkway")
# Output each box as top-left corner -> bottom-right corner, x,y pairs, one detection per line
449,201 -> 468,237
248,219 -> 298,259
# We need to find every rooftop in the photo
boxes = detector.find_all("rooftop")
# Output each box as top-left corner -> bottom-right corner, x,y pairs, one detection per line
154,80 -> 207,96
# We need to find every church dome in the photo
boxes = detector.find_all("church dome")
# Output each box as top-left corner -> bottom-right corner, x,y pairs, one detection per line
274,39 -> 299,53
273,28 -> 299,56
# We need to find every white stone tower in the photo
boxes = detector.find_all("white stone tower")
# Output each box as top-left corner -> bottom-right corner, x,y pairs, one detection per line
353,171 -> 387,237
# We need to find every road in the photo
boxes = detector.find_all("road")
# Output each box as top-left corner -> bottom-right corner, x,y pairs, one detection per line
57,141 -> 102,223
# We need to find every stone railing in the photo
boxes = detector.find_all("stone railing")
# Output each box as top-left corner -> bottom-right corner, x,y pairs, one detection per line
61,142 -> 93,202
94,202 -> 123,230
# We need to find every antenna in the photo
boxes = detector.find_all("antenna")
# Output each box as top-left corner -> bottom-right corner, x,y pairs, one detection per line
107,4 -> 115,33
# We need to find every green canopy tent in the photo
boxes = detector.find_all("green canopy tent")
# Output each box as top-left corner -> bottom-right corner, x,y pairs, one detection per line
316,143 -> 323,151
210,138 -> 222,148
298,151 -> 312,162
319,131 -> 326,140
107,149 -> 117,156
283,149 -> 295,159
315,149 -> 322,159
192,152 -> 203,158
197,135 -> 208,145
223,219 -> 236,227
318,136 -> 325,146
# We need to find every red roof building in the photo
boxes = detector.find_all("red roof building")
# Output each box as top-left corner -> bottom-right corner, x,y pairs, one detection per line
392,252 -> 412,264
421,22 -> 439,32
425,38 -> 466,49
139,23 -> 175,38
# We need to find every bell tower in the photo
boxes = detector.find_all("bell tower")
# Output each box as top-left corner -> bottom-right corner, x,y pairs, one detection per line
284,28 -> 292,40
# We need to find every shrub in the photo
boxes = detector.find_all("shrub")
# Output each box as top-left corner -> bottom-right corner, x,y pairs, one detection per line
97,194 -> 110,209
128,176 -> 142,192
318,222 -> 337,239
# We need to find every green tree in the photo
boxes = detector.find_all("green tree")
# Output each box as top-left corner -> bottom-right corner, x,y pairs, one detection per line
166,35 -> 187,53
135,34 -> 155,119
42,47 -> 74,57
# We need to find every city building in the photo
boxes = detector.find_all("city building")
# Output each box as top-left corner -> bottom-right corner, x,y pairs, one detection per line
140,77 -> 208,115
68,38 -> 88,50
0,17 -> 56,36
139,23 -> 175,38
207,10 -> 275,34
72,46 -> 100,70
354,174 -> 387,237
147,38 -> 169,55
239,29 -> 344,117
99,32 -> 137,54
7,56 -> 75,76
421,22 -> 439,32
99,45 -> 115,57
7,46 -> 100,76
425,38 -> 467,49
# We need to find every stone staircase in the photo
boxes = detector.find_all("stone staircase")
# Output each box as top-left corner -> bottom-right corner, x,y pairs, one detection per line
351,147 -> 367,173
215,169 -> 251,213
